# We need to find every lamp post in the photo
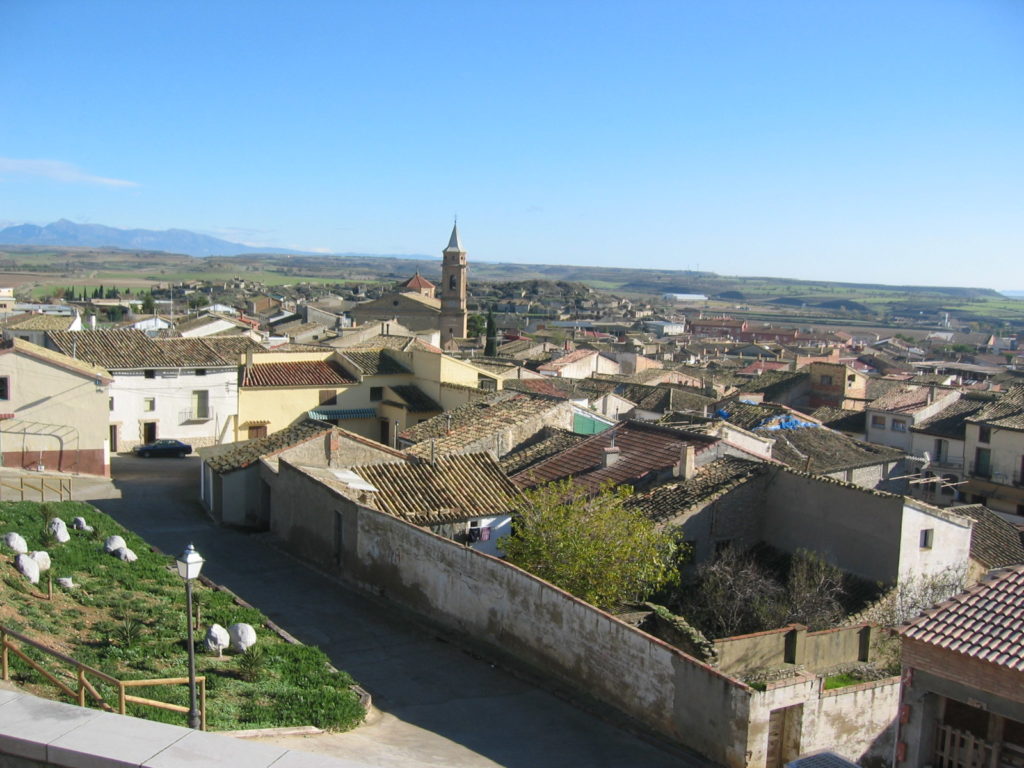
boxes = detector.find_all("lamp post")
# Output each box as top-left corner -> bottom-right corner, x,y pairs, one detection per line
175,543 -> 205,729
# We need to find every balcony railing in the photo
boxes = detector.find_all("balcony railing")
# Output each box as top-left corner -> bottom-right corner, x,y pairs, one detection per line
932,457 -> 964,469
179,409 -> 211,423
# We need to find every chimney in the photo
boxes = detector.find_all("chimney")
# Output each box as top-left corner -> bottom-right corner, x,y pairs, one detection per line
603,445 -> 621,468
445,413 -> 453,435
677,444 -> 696,481
928,385 -> 936,404
89,315 -> 96,330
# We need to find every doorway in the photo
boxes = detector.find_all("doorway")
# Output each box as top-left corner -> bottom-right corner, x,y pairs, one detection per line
143,422 -> 157,443
109,424 -> 118,453
766,704 -> 803,767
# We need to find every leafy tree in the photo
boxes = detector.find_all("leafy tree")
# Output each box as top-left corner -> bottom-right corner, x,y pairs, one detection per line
499,479 -> 681,611
484,306 -> 497,356
188,293 -> 209,310
141,292 -> 156,314
467,313 -> 486,338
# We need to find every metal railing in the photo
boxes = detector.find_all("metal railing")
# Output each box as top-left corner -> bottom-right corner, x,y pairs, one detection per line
0,624 -> 206,729
179,409 -> 211,423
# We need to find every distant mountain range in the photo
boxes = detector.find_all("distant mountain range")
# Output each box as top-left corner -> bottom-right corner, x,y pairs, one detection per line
0,219 -> 313,258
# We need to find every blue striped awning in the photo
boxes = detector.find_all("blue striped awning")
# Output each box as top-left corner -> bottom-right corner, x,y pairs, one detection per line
308,408 -> 377,421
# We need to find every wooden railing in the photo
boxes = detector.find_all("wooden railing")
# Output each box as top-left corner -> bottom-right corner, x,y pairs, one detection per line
0,624 -> 206,729
935,724 -> 997,768
0,476 -> 72,502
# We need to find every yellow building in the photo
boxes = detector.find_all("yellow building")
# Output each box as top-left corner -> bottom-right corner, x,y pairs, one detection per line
236,343 -> 501,446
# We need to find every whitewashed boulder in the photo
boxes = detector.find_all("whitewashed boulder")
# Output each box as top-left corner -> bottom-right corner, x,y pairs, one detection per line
228,623 -> 257,652
15,553 -> 40,584
47,518 -> 70,544
112,546 -> 137,563
205,624 -> 230,655
104,535 -> 126,554
4,532 -> 28,554
29,551 -> 51,572
71,517 -> 94,532
57,577 -> 76,589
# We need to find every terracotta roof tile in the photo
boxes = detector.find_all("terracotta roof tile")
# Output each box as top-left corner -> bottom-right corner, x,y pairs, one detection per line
968,384 -> 1024,431
499,428 -> 587,475
48,329 -> 252,369
325,453 -> 522,525
901,565 -> 1024,671
626,457 -> 765,522
511,420 -> 714,494
387,385 -> 441,413
243,359 -> 356,387
339,349 -> 412,376
200,420 -> 333,473
950,505 -> 1024,570
1,312 -> 78,331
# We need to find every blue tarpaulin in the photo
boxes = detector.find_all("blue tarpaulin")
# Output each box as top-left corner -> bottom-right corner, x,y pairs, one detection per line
716,408 -> 731,420
754,414 -> 819,431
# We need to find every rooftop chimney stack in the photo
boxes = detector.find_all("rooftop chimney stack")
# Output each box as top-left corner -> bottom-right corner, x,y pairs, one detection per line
677,444 -> 696,481
603,445 -> 621,468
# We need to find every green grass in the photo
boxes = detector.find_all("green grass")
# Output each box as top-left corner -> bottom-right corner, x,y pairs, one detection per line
823,673 -> 862,690
0,500 -> 363,732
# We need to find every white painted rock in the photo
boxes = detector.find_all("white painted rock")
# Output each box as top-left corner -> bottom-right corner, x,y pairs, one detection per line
205,624 -> 229,655
228,623 -> 257,652
104,535 -> 126,554
113,546 -> 137,563
72,517 -> 93,532
48,518 -> 70,544
29,551 -> 51,572
4,532 -> 28,554
57,577 -> 76,589
15,553 -> 40,584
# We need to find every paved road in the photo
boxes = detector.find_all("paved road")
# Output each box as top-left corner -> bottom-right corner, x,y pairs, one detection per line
78,457 -> 708,768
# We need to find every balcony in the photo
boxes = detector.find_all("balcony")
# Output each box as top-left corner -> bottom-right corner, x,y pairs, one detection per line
932,456 -> 964,470
179,409 -> 211,424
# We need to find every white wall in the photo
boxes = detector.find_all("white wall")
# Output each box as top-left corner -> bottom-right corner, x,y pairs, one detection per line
897,502 -> 972,581
110,367 -> 238,449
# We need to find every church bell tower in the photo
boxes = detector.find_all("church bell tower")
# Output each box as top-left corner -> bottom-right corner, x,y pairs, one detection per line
440,223 -> 468,345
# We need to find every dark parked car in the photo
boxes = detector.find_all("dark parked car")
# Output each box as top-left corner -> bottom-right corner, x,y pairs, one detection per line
133,439 -> 192,458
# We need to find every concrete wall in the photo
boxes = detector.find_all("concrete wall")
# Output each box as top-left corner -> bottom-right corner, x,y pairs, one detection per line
268,459 -> 755,767
714,624 -> 875,678
761,472 -> 906,584
896,501 -> 973,582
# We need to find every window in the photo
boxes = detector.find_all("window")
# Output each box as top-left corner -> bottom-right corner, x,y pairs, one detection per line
108,397 -> 114,411
941,475 -> 957,497
819,375 -> 833,386
248,425 -> 267,439
144,370 -> 156,379
974,447 -> 992,478
319,389 -> 337,406
195,368 -> 206,376
871,415 -> 885,428
919,529 -> 934,549
369,387 -> 383,402
0,376 -> 8,401
979,426 -> 991,443
192,390 -> 209,419
144,398 -> 156,412
891,419 -> 907,432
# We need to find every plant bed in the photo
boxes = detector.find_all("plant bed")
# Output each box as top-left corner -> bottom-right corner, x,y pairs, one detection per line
0,500 -> 364,732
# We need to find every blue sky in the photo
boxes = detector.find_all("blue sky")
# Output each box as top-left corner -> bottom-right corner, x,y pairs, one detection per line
1,1 -> 1022,288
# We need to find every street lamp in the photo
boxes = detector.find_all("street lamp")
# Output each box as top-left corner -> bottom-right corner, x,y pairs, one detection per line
175,543 -> 205,729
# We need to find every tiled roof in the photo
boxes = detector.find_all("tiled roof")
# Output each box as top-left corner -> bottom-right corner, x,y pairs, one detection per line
1,312 -> 78,331
538,348 -> 599,371
770,428 -> 904,473
949,505 -> 1024,570
0,338 -> 112,382
243,359 -> 357,387
48,329 -> 246,369
174,312 -> 248,333
399,273 -> 435,291
387,384 -> 441,413
511,420 -> 714,494
625,457 -> 766,523
400,393 -> 565,457
868,387 -> 935,414
968,385 -> 1024,431
911,398 -> 989,439
809,407 -> 867,434
900,565 -> 1024,671
199,336 -> 264,360
339,349 -> 412,376
326,453 -> 522,525
200,420 -> 333,473
499,428 -> 587,475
